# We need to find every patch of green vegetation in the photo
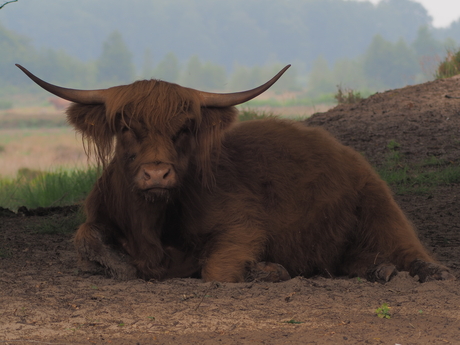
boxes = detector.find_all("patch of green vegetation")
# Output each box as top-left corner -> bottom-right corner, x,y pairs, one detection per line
242,94 -> 338,108
0,116 -> 68,129
435,49 -> 460,79
283,319 -> 303,324
377,140 -> 460,195
238,109 -> 276,121
334,84 -> 363,104
0,166 -> 100,211
375,303 -> 391,319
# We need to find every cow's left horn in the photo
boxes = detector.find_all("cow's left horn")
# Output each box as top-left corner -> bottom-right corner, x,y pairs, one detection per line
16,64 -> 107,104
199,64 -> 291,108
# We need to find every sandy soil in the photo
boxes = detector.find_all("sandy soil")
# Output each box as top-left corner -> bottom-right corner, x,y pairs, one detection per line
1,76 -> 460,344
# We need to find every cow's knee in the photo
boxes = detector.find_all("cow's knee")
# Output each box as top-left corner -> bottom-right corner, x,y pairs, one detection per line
74,223 -> 137,280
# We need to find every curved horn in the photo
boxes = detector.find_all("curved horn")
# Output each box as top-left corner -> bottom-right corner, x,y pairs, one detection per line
16,64 -> 107,104
199,64 -> 291,108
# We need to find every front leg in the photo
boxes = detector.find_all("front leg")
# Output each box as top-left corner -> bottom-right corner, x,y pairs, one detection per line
74,222 -> 137,280
200,226 -> 274,283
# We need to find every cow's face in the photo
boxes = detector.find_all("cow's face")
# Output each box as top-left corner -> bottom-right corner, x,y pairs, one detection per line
64,82 -> 238,203
115,113 -> 195,202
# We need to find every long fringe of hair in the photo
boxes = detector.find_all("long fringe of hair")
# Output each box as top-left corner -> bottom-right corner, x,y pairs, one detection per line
66,79 -> 238,188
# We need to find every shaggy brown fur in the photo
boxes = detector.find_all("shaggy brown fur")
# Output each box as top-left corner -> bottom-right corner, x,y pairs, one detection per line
66,78 -> 454,283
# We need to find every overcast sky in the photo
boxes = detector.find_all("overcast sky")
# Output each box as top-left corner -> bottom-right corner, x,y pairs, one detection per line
354,0 -> 460,27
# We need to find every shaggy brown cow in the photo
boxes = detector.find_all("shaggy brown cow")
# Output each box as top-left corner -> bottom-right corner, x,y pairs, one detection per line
17,63 -> 455,283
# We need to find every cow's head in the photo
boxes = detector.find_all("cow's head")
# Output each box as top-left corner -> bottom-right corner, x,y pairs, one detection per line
16,64 -> 290,202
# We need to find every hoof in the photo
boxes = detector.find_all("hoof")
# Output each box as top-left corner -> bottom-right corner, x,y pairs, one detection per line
245,261 -> 291,282
367,264 -> 398,283
409,259 -> 456,282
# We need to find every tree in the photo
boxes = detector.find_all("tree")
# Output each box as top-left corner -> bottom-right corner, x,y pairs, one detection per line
181,55 -> 226,90
141,48 -> 155,79
412,26 -> 444,58
0,22 -> 35,88
96,31 -> 136,84
154,52 -> 180,83
228,65 -> 265,91
332,58 -> 367,90
307,56 -> 335,96
363,35 -> 418,89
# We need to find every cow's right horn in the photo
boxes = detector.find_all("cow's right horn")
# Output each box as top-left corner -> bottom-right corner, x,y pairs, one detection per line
16,64 -> 107,105
198,64 -> 291,108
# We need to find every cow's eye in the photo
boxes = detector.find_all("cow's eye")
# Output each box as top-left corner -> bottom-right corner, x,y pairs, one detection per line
128,154 -> 136,161
172,126 -> 190,143
121,126 -> 130,133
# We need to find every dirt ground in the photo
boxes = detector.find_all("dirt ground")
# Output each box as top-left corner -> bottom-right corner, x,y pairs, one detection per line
1,76 -> 460,344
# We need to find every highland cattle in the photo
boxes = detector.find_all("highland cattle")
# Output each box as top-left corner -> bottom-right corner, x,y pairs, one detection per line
17,63 -> 454,283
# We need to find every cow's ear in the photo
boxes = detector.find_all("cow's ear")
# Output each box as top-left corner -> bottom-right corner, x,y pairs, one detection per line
66,103 -> 116,164
194,106 -> 238,188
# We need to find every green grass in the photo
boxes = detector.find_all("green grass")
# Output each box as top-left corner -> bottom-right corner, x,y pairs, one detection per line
238,109 -> 276,121
377,140 -> 460,195
435,49 -> 460,79
0,116 -> 68,129
243,94 -> 337,108
0,167 -> 100,211
334,84 -> 363,104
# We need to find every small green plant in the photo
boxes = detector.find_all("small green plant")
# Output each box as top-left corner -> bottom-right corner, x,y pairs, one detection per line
375,303 -> 391,319
435,49 -> 460,79
283,319 -> 303,324
334,84 -> 363,104
147,316 -> 155,321
386,139 -> 400,151
357,277 -> 362,283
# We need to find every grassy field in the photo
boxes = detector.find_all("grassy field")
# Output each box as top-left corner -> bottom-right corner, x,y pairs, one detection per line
0,106 -> 96,177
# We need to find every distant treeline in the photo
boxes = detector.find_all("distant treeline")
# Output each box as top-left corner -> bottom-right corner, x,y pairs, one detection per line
1,25 -> 455,98
0,0 -> 459,97
2,0 -> 459,68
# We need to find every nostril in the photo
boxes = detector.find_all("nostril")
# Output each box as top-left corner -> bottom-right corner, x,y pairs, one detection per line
163,168 -> 171,180
143,170 -> 151,181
